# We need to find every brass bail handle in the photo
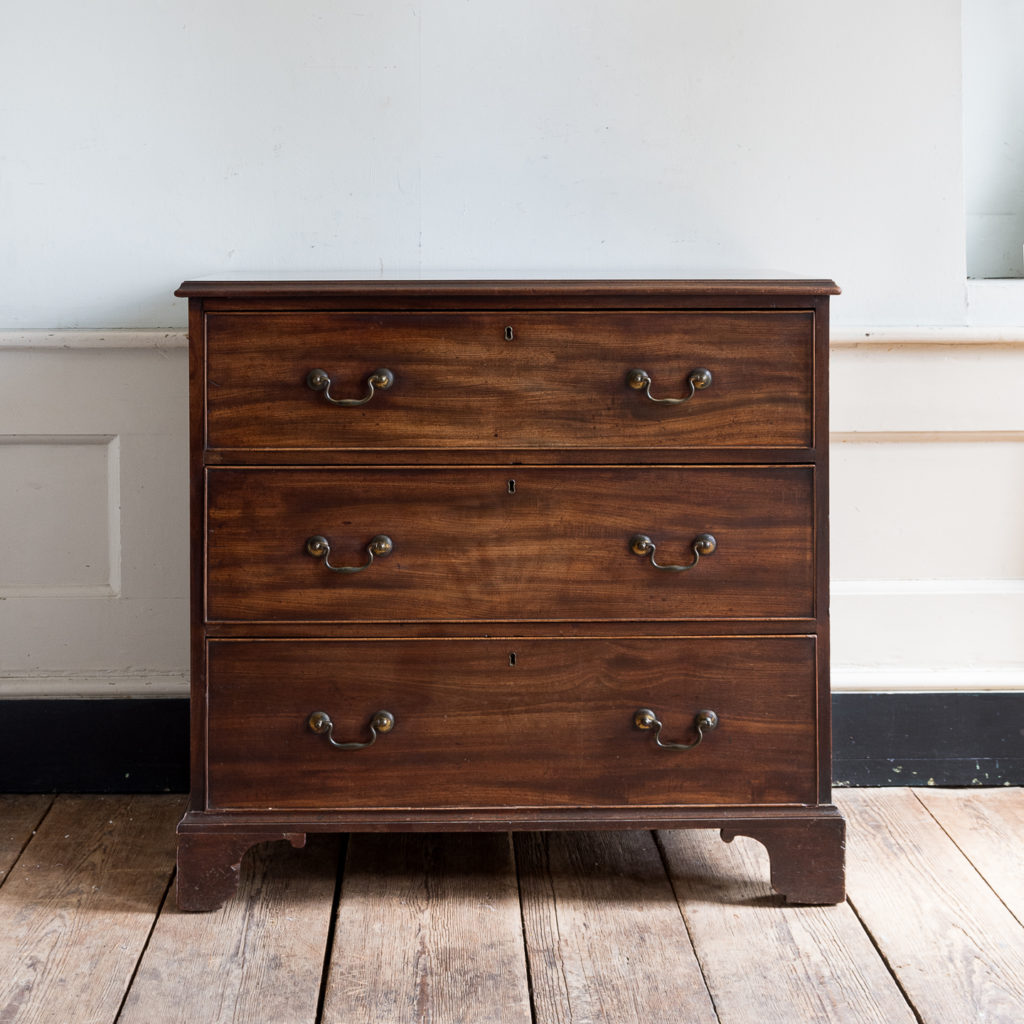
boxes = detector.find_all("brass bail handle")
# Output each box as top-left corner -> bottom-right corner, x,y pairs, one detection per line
308,710 -> 395,750
630,532 -> 716,572
634,708 -> 719,750
306,534 -> 393,574
306,367 -> 394,406
627,367 -> 712,404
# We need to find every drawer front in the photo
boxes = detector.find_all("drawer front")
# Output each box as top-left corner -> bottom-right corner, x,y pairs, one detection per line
204,311 -> 814,450
205,466 -> 815,622
205,637 -> 818,811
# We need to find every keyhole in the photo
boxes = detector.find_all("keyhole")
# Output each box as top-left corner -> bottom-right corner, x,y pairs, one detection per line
509,652 -> 517,667
504,325 -> 514,341
508,479 -> 516,494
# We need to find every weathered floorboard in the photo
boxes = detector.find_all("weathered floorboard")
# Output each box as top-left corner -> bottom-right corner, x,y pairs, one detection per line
658,828 -> 916,1024
516,830 -> 717,1024
0,796 -> 53,886
0,794 -> 183,1024
322,832 -> 532,1024
915,787 -> 1024,925
2,790 -> 1024,1024
119,835 -> 341,1024
837,788 -> 1024,1024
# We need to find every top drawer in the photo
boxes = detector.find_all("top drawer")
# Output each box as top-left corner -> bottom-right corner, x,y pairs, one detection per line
203,311 -> 814,451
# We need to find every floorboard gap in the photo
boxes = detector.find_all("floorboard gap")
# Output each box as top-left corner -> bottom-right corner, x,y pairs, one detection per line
112,862 -> 176,1024
511,834 -> 540,1024
0,795 -> 56,894
315,833 -> 348,1024
845,894 -> 926,1024
652,828 -> 724,1024
909,789 -> 1024,930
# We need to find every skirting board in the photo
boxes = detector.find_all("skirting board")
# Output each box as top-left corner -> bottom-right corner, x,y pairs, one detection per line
0,699 -> 190,794
831,692 -> 1023,788
0,694 -> 1020,793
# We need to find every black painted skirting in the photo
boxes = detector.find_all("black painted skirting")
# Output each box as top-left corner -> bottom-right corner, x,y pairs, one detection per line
0,693 -> 1020,793
832,691 -> 1023,788
0,699 -> 190,794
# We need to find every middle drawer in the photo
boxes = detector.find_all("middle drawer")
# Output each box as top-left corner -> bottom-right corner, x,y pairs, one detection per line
206,466 -> 814,622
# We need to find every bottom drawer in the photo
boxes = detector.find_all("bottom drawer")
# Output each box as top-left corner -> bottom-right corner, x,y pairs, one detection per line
205,637 -> 818,810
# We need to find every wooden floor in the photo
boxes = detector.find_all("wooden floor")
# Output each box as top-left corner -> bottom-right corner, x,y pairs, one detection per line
1,790 -> 1023,1023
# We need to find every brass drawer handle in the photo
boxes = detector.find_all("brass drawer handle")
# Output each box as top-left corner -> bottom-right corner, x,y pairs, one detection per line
306,534 -> 393,573
634,708 -> 718,750
308,709 -> 395,750
306,367 -> 394,406
626,367 -> 712,404
630,532 -> 716,572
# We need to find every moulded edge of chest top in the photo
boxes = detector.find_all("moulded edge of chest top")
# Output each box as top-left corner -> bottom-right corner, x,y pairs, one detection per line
175,278 -> 840,304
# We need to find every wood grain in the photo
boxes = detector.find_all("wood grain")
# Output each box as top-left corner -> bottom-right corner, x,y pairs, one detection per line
837,788 -> 1024,1023
0,796 -> 52,885
175,829 -> 310,912
182,278 -> 838,913
718,813 -> 846,904
205,636 -> 817,811
177,278 -> 841,299
322,832 -> 531,1024
915,787 -> 1024,924
658,828 -> 915,1023
0,795 -> 182,1024
3,790 -> 1022,1023
121,835 -> 340,1024
203,310 -> 814,450
516,830 -> 716,1024
205,466 -> 815,623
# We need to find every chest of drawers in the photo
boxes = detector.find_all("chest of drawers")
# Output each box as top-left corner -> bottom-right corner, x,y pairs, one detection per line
174,277 -> 845,911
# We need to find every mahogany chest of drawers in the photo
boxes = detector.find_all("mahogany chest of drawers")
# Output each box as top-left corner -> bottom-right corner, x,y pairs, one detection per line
174,277 -> 845,911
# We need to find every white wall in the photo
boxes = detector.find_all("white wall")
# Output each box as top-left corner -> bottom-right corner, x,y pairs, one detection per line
3,0 -> 967,328
2,0 -> 1023,698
